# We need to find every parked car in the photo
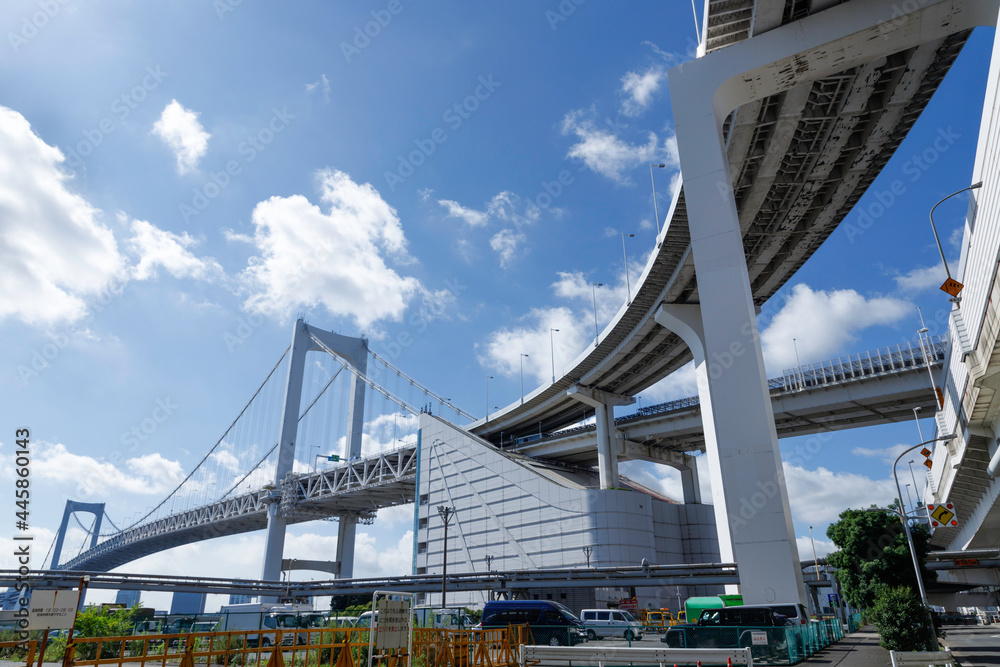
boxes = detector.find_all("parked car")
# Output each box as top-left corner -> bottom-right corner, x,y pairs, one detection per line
480,600 -> 587,646
579,609 -> 644,641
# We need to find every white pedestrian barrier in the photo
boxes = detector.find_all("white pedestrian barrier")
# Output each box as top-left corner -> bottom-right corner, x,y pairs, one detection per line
519,644 -> 753,666
889,649 -> 955,667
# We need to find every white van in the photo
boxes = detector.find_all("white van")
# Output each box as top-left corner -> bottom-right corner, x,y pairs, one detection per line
218,603 -> 317,647
579,609 -> 644,641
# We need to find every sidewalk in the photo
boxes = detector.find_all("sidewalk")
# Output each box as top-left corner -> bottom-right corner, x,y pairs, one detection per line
798,626 -> 893,666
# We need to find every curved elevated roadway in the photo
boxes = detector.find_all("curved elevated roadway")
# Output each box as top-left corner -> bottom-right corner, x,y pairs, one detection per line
471,0 -> 971,444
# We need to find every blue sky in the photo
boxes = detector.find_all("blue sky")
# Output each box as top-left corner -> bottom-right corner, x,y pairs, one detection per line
0,1 -> 994,611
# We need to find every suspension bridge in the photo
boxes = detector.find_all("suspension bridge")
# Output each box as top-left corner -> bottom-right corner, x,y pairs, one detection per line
32,0 -> 1000,611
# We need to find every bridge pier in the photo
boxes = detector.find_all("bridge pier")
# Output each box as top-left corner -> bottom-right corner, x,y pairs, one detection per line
567,386 -> 634,489
665,0 -> 999,606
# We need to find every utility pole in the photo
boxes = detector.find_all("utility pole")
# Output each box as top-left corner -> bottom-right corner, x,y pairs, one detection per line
438,506 -> 455,608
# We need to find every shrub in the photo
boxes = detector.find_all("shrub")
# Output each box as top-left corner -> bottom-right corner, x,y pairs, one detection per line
871,586 -> 935,652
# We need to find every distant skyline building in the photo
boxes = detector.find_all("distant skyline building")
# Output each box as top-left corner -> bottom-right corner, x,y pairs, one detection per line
170,592 -> 207,615
115,590 -> 141,607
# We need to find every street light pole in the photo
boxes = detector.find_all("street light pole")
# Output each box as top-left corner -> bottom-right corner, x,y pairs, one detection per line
913,406 -> 925,443
929,182 -> 982,286
621,233 -> 635,304
438,506 -> 455,608
591,283 -> 604,344
649,164 -> 665,236
519,354 -> 529,404
550,329 -> 560,384
486,376 -> 493,423
908,460 -> 922,507
893,435 -> 956,650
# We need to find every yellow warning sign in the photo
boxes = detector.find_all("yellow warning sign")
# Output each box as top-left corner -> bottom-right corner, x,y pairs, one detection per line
940,278 -> 964,298
930,505 -> 955,526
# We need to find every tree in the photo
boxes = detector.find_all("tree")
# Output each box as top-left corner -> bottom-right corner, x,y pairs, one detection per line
870,586 -> 935,651
825,503 -> 935,610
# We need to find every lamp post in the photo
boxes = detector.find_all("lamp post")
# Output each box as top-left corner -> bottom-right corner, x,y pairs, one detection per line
486,376 -> 493,423
808,526 -> 820,581
582,546 -> 592,567
438,506 -> 455,607
519,354 -> 529,405
892,435 -> 956,649
904,483 -> 914,513
913,406 -> 925,443
908,460 -> 922,507
649,164 -> 666,236
929,182 -> 982,296
591,283 -> 604,344
550,329 -> 560,384
622,233 -> 635,304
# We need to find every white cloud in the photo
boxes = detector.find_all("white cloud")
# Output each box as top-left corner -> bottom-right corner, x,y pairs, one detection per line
620,67 -> 664,117
760,284 -> 911,371
894,262 -> 947,292
851,443 -> 912,464
152,100 -> 211,174
438,199 -> 488,227
0,106 -> 126,326
478,306 -> 591,387
561,110 -> 677,184
796,535 -> 836,560
32,441 -> 186,499
489,229 -> 525,269
127,216 -> 223,281
238,169 -> 437,328
306,74 -> 331,102
782,463 -> 896,524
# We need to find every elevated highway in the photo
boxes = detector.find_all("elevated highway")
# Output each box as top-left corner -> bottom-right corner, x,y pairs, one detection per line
471,1 -> 971,443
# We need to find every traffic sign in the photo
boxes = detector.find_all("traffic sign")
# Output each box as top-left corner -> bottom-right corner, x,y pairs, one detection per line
940,277 -> 964,298
927,502 -> 959,529
828,593 -> 840,607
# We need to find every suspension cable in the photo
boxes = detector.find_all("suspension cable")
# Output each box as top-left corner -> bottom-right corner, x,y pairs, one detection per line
218,360 -> 347,501
313,335 -> 420,416
365,347 -> 475,420
123,346 -> 291,529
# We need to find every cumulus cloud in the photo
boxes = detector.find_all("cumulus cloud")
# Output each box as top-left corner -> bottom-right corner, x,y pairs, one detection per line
894,262 -> 948,292
561,110 -> 677,184
152,100 -> 211,174
851,444 -> 913,465
796,535 -> 836,560
127,216 -> 223,281
489,229 -> 525,269
782,463 -> 897,524
31,441 -> 186,499
438,199 -> 488,227
238,169 -> 439,328
761,284 -> 911,371
478,306 -> 590,387
620,67 -> 664,117
0,106 -> 126,326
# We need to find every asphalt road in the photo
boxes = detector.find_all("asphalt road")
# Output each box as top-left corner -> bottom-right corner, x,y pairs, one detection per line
943,625 -> 1000,666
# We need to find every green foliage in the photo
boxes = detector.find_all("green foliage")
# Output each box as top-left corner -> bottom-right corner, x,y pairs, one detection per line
870,586 -> 935,652
825,504 -> 935,610
71,604 -> 143,660
331,595 -> 371,611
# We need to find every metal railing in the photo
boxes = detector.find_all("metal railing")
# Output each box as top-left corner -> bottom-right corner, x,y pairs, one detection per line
663,618 -> 845,664
63,624 -> 529,667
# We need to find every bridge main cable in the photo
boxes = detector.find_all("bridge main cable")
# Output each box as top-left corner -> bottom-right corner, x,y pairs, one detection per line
365,345 -> 476,421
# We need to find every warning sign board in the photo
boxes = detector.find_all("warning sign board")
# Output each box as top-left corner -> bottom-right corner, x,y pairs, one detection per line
27,590 -> 79,631
927,503 -> 959,529
375,599 -> 410,651
940,278 -> 964,298
751,631 -> 768,645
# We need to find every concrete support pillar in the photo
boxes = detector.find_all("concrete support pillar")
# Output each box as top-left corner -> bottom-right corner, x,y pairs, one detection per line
567,385 -> 634,488
679,457 -> 702,505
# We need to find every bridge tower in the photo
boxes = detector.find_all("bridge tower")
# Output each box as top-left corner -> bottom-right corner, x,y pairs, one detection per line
260,319 -> 367,596
51,500 -> 105,569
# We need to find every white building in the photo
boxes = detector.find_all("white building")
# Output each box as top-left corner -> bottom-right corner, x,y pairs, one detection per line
413,414 -> 721,611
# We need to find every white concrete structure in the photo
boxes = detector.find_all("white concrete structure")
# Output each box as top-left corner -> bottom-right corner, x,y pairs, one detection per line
414,414 -> 720,609
927,4 -> 1000,577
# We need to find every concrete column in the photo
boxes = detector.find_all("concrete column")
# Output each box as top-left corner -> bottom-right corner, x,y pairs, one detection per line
336,517 -> 357,579
679,457 -> 702,505
567,385 -> 634,488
